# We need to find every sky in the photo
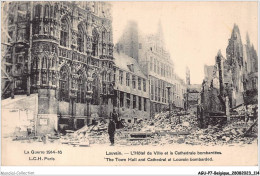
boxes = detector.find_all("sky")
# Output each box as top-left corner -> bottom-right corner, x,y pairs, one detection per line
111,1 -> 258,84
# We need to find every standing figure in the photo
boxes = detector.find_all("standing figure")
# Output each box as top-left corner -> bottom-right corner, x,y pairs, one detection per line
111,109 -> 118,123
111,108 -> 119,128
108,118 -> 116,146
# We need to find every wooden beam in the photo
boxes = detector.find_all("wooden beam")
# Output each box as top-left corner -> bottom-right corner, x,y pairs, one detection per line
1,67 -> 12,81
1,81 -> 11,97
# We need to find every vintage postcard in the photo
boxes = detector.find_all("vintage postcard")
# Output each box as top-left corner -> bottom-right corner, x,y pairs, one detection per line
1,1 -> 258,168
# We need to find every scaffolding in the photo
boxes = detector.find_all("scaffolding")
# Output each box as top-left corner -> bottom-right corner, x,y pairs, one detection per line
1,2 -> 33,99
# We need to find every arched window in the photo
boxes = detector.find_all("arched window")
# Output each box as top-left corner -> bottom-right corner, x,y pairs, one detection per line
42,56 -> 47,69
91,73 -> 99,105
77,72 -> 85,103
92,28 -> 98,56
44,5 -> 49,18
35,4 -> 41,18
60,18 -> 69,47
77,25 -> 84,52
59,66 -> 69,102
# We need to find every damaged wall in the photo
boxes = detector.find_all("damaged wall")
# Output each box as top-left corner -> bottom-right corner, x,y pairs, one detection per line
2,94 -> 38,137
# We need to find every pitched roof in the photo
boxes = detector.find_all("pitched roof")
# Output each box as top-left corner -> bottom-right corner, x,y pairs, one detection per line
114,52 -> 147,79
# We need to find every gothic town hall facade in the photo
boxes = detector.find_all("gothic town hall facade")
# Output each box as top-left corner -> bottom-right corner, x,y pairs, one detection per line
3,2 -> 115,134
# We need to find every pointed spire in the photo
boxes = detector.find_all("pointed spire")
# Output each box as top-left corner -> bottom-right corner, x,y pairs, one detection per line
231,23 -> 241,39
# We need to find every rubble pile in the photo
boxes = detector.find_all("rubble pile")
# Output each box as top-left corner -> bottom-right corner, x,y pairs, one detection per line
60,121 -> 109,146
186,119 -> 258,146
233,104 -> 258,116
58,109 -> 257,146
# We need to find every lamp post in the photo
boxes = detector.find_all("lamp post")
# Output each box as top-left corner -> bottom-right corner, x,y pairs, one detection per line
166,86 -> 171,116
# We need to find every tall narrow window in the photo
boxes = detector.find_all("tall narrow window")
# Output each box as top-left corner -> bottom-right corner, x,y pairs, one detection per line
50,6 -> 53,18
77,25 -> 84,52
151,79 -> 154,100
35,4 -> 41,18
60,18 -> 69,47
59,66 -> 69,102
44,5 -> 49,18
138,77 -> 141,90
127,93 -> 130,108
126,73 -> 130,86
102,30 -> 106,54
132,75 -> 136,89
92,28 -> 98,56
143,79 -> 146,92
77,74 -> 85,103
139,97 -> 142,110
42,57 -> 47,69
144,98 -> 147,111
133,95 -> 136,109
120,91 -> 124,107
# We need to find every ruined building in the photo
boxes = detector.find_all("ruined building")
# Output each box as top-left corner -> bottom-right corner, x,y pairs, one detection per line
184,67 -> 201,114
225,24 -> 246,106
242,33 -> 258,104
113,51 -> 150,123
225,24 -> 258,107
2,2 -> 115,135
201,24 -> 258,116
117,21 -> 187,116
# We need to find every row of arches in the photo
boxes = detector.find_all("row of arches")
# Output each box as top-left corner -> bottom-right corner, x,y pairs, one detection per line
60,18 -> 112,56
34,4 -> 58,19
33,3 -> 113,56
59,65 -> 100,104
32,56 -> 56,70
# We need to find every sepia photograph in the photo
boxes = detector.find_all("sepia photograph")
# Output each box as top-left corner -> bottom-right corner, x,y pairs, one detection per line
1,0 -> 258,170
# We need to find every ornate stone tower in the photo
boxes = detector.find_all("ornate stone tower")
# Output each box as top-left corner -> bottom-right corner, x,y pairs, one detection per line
3,2 -> 115,134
